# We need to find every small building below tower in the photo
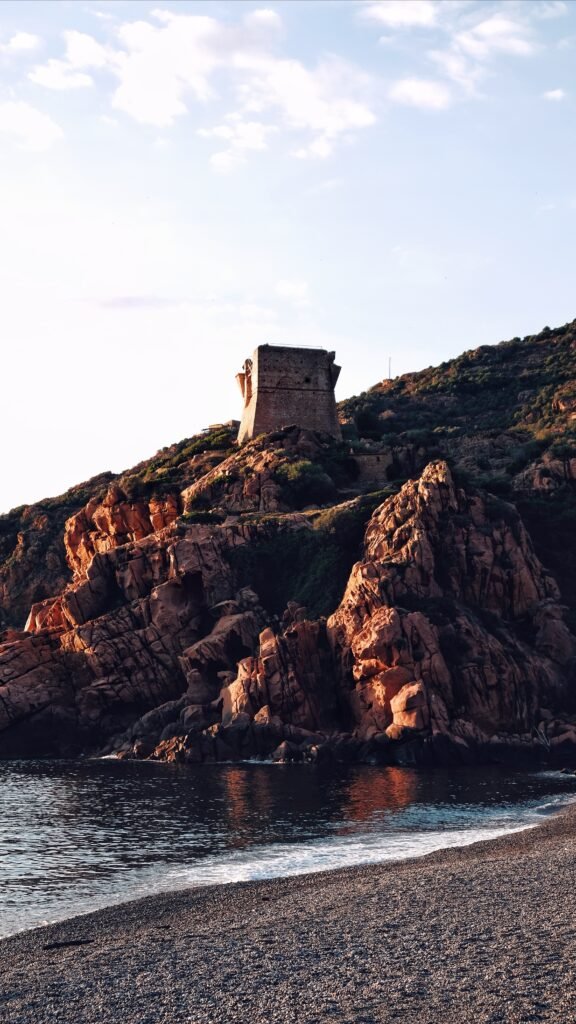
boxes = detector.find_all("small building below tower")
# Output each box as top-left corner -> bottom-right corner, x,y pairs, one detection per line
236,344 -> 341,444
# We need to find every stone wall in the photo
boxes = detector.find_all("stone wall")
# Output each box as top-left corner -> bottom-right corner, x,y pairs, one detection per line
352,451 -> 395,487
237,345 -> 341,443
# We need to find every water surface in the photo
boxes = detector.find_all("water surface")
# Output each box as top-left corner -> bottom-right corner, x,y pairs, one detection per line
1,759 -> 574,939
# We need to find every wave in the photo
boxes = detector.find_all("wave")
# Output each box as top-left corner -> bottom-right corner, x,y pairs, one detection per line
2,764 -> 574,941
165,792 -> 576,890
167,822 -> 532,891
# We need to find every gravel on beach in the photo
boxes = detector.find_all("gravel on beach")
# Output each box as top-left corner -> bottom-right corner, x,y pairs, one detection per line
2,805 -> 576,1024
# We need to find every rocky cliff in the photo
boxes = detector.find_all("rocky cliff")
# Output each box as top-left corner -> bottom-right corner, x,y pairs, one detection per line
1,455 -> 575,764
328,462 -> 576,763
2,321 -> 576,765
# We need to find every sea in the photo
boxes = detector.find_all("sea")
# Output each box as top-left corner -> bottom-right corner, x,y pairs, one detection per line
1,759 -> 575,940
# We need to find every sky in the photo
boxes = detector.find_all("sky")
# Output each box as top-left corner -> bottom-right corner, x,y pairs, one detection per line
0,0 -> 575,512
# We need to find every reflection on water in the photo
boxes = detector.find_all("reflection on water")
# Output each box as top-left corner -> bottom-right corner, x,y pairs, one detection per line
0,759 -> 574,939
342,766 -> 418,826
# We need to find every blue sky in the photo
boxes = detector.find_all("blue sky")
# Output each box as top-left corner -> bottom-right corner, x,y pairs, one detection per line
1,0 -> 575,511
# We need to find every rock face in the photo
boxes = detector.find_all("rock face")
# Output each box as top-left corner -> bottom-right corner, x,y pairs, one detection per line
182,446 -> 286,515
0,508 -> 276,756
63,484 -> 181,577
328,462 -> 576,762
1,457 -> 575,765
0,474 -> 114,631
181,425 -> 342,515
516,450 -> 576,493
0,426 -> 238,632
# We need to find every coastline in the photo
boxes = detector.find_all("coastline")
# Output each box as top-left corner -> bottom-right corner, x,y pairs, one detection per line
2,803 -> 576,1023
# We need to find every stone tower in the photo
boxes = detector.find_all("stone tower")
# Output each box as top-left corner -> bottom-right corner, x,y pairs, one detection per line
236,344 -> 341,444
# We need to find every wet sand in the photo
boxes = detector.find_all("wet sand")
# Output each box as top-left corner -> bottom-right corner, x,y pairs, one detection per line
1,805 -> 576,1024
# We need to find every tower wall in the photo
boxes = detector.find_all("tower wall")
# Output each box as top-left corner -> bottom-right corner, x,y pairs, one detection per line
237,345 -> 341,444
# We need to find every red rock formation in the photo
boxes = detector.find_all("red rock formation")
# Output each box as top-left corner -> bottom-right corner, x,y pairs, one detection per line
182,446 -> 286,515
1,458 -> 575,765
328,461 -> 576,759
139,462 -> 576,766
182,426 -> 342,514
64,484 -> 180,577
221,620 -> 338,734
0,516 -> 271,756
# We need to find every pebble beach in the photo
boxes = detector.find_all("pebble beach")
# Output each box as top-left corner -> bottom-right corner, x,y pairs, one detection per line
2,804 -> 576,1024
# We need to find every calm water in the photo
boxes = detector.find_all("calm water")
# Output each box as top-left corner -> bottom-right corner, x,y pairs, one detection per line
1,759 -> 575,939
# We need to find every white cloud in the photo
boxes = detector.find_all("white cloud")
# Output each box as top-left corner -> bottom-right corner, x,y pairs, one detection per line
455,15 -> 534,60
103,11 -> 375,153
199,118 -> 277,172
29,30 -> 108,90
543,88 -> 566,101
65,30 -> 108,68
236,54 -> 375,156
88,9 -> 116,21
0,100 -> 63,150
29,59 -> 94,90
1,32 -> 42,53
243,9 -> 283,30
361,4 -> 539,105
428,49 -> 480,95
389,77 -> 452,110
360,1 -> 437,28
110,14 -> 224,124
199,118 -> 274,148
275,279 -> 309,304
426,10 -> 538,100
293,136 -> 335,160
25,9 -> 375,162
208,150 -> 243,174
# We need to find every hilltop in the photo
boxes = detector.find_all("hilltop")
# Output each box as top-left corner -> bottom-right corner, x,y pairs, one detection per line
1,319 -> 576,767
3,319 -> 575,631
342,319 -> 576,488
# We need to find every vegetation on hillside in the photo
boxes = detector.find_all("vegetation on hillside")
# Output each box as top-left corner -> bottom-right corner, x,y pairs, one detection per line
118,425 -> 236,499
227,489 -> 396,619
340,319 -> 576,482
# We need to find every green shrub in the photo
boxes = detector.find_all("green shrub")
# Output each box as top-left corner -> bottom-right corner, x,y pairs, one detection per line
317,448 -> 360,488
227,492 -> 391,618
550,440 -> 576,461
485,495 -> 520,528
476,474 -> 513,498
228,528 -> 347,618
355,408 -> 382,439
518,490 -> 576,627
276,460 -> 337,507
181,510 -> 225,525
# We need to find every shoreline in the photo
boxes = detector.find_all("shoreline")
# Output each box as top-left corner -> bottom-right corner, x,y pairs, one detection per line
0,816 -> 541,943
2,803 -> 576,1022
